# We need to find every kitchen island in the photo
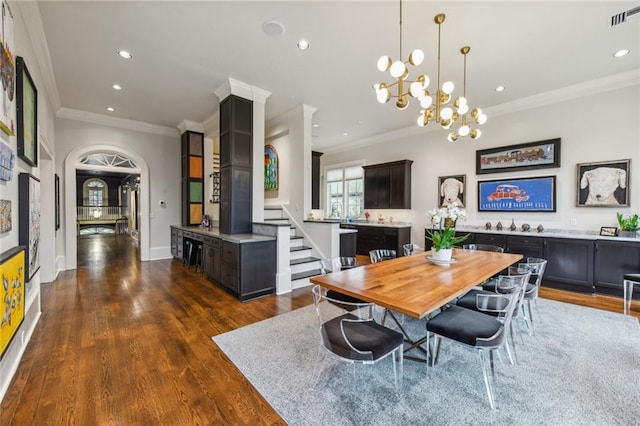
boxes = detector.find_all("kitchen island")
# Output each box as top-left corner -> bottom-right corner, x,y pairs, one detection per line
171,225 -> 276,301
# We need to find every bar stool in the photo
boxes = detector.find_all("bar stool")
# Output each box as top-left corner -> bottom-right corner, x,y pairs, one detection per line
623,274 -> 640,315
194,244 -> 203,274
184,240 -> 193,267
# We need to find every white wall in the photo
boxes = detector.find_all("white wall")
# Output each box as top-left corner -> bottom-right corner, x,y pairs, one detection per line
55,118 -> 181,261
321,84 -> 640,246
0,0 -> 56,402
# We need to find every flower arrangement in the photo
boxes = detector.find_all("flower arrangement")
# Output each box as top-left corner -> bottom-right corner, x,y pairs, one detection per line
425,203 -> 470,252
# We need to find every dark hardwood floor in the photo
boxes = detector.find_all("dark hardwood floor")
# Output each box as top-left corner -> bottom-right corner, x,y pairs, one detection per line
1,240 -> 637,424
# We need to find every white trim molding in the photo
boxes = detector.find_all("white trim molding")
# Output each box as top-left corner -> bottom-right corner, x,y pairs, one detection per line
57,108 -> 178,137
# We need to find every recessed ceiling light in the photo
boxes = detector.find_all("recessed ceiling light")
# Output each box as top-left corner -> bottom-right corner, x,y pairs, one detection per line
343,132 -> 348,136
297,40 -> 310,50
118,50 -> 132,59
262,20 -> 285,37
495,86 -> 505,92
112,84 -> 122,90
313,123 -> 319,128
106,107 -> 115,112
613,49 -> 630,58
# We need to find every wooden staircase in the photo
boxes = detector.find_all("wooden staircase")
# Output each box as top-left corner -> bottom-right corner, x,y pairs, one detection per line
264,207 -> 324,288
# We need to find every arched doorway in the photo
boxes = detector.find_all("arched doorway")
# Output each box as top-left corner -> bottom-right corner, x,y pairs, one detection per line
64,145 -> 150,270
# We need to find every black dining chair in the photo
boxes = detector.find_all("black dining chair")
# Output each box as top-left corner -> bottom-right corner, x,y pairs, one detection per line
311,285 -> 404,393
369,249 -> 397,263
425,276 -> 526,409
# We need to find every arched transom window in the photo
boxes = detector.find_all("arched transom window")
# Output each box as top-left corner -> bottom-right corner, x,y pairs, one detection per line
83,178 -> 107,207
80,152 -> 137,169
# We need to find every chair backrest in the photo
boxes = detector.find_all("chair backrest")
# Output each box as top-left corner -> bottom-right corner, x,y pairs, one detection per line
462,244 -> 504,253
338,256 -> 357,269
403,243 -> 422,256
524,258 -> 547,296
311,285 -> 376,361
369,249 -> 397,263
475,275 -> 527,348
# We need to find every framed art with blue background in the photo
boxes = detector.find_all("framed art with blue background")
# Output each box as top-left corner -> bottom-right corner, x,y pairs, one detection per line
478,176 -> 556,212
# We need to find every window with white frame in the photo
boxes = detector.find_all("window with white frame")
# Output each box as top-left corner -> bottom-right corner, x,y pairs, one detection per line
325,164 -> 364,219
83,178 -> 107,217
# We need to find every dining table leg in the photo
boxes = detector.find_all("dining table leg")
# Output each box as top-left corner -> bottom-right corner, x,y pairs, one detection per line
383,309 -> 430,363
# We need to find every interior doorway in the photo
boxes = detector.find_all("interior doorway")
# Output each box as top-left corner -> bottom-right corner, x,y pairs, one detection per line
64,145 -> 150,270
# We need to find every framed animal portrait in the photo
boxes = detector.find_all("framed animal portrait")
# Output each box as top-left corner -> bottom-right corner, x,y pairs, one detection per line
576,159 -> 630,207
438,175 -> 466,208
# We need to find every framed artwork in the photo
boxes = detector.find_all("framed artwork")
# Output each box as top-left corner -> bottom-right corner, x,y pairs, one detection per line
18,173 -> 40,281
1,245 -> 25,359
264,144 -> 278,191
438,174 -> 466,208
576,159 -> 630,207
0,1 -> 15,136
54,174 -> 60,230
600,226 -> 617,237
478,175 -> 556,212
476,138 -> 561,175
0,140 -> 15,181
0,199 -> 10,233
16,56 -> 37,167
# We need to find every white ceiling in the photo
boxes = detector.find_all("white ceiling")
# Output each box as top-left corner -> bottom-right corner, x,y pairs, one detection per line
37,1 -> 639,150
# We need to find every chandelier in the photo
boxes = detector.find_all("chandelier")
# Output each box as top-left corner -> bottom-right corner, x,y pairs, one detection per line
374,9 -> 487,141
373,0 -> 426,110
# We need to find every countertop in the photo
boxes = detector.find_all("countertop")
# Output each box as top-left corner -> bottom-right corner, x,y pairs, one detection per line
303,219 -> 411,228
171,225 -> 276,244
442,225 -> 640,243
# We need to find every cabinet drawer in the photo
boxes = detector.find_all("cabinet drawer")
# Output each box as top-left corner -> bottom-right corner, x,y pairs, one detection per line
222,267 -> 239,292
222,241 -> 239,264
204,236 -> 222,249
475,233 -> 507,247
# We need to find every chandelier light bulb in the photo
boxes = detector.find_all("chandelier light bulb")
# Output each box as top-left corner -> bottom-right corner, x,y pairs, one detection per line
375,83 -> 391,103
409,49 -> 424,66
457,104 -> 469,114
417,115 -> 426,127
390,60 -> 406,78
377,56 -> 392,72
459,125 -> 470,137
420,95 -> 433,109
440,107 -> 453,120
448,132 -> 458,142
442,81 -> 455,94
470,129 -> 481,139
477,114 -> 487,124
409,82 -> 423,98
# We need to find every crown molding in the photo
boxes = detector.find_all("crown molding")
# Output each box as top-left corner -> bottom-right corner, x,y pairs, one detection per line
16,1 -> 61,111
57,108 -> 179,137
176,120 -> 204,134
324,69 -> 640,155
214,77 -> 271,103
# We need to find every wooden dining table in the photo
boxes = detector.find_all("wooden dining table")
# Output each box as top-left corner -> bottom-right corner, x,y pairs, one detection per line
310,248 -> 523,320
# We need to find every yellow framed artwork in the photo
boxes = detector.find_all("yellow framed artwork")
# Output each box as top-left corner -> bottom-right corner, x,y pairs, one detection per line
1,246 -> 25,359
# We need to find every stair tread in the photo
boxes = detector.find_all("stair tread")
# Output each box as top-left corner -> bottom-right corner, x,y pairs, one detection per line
290,246 -> 311,252
290,235 -> 303,240
264,218 -> 288,221
292,269 -> 324,281
290,256 -> 320,265
264,207 -> 283,210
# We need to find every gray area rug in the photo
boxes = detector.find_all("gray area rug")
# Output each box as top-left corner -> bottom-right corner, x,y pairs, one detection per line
213,299 -> 640,425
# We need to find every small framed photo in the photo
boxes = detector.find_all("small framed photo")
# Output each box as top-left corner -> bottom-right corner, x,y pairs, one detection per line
438,175 -> 466,208
576,159 -> 630,207
600,226 -> 618,237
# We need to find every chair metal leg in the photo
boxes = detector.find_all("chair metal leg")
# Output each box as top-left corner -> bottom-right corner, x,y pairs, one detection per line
526,300 -> 535,331
624,280 -> 635,315
479,350 -> 497,410
312,346 -> 328,389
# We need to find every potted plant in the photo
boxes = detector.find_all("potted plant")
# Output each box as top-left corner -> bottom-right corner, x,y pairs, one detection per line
425,203 -> 470,261
616,212 -> 639,238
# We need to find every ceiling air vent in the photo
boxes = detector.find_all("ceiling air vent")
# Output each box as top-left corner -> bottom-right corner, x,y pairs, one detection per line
611,6 -> 640,26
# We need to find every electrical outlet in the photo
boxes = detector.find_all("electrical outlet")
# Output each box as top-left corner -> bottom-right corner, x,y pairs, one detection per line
570,218 -> 577,226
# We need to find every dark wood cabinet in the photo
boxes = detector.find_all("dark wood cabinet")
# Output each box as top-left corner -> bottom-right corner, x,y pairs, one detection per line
340,232 -> 357,257
363,160 -> 412,209
593,240 -> 640,297
346,224 -> 410,257
218,240 -> 276,301
543,237 -> 594,293
203,236 -> 222,284
474,233 -> 507,249
312,151 -> 323,210
506,235 -> 544,260
171,227 -> 184,259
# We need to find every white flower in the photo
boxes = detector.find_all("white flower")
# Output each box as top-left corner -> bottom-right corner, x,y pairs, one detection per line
427,202 -> 467,229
